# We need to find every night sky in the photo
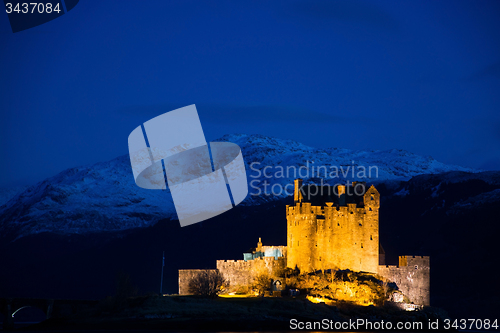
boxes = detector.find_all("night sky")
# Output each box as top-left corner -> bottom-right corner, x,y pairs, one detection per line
1,0 -> 499,188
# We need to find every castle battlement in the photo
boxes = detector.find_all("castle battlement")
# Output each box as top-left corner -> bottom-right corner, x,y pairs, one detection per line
287,203 -> 373,217
399,255 -> 430,267
217,259 -> 249,265
287,179 -> 380,274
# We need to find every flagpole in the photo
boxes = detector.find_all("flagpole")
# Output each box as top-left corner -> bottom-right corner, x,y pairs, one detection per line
160,250 -> 165,296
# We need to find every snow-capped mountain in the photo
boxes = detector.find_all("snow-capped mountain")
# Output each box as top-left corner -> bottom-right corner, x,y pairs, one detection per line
218,133 -> 474,182
0,134 -> 477,240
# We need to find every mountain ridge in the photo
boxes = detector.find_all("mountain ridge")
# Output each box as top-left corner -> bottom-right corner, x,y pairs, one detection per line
0,133 -> 478,241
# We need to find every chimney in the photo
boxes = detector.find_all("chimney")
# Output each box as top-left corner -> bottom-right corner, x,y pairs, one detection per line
294,179 -> 303,203
337,184 -> 346,206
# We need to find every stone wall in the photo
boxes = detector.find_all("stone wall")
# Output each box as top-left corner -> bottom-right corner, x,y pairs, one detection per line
216,260 -> 253,288
378,256 -> 430,306
178,269 -> 217,295
217,257 -> 286,292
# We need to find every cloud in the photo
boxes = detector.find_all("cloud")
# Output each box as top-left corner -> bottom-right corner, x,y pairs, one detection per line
281,0 -> 399,31
117,104 -> 352,124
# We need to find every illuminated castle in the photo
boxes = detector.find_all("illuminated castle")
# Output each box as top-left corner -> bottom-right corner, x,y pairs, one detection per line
287,179 -> 380,273
179,179 -> 430,306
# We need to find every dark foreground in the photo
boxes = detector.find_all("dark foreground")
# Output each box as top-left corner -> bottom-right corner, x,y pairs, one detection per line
23,295 -> 451,332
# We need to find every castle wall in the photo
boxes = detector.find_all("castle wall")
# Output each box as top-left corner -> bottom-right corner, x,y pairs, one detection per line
216,260 -> 253,288
178,269 -> 217,295
286,185 -> 380,274
378,256 -> 430,306
217,257 -> 286,291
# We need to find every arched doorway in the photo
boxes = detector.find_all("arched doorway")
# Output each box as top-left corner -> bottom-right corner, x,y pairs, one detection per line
272,279 -> 283,291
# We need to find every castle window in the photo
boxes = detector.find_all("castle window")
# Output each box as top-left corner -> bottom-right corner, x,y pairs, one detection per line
371,194 -> 374,200
359,223 -> 362,226
370,235 -> 372,240
415,265 -> 418,270
369,207 -> 372,211
361,243 -> 363,248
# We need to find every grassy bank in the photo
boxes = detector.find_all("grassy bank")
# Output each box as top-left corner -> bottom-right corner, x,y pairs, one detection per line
27,294 -> 451,331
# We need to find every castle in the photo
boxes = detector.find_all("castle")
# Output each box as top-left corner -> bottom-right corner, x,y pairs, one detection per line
179,179 -> 430,306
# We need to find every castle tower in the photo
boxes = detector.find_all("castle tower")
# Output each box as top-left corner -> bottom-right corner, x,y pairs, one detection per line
361,184 -> 380,273
286,180 -> 380,274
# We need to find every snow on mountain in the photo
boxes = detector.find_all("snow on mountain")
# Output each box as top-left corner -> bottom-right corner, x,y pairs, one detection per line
0,133 -> 477,240
217,134 -> 475,200
381,170 -> 500,218
0,186 -> 29,207
220,134 -> 474,177
449,188 -> 500,212
0,156 -> 177,241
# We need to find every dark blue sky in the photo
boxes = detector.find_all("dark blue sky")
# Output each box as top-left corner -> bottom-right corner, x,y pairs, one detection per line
1,0 -> 500,187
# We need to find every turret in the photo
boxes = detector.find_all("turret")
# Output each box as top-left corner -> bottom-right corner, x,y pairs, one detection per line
363,185 -> 380,210
257,237 -> 262,252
